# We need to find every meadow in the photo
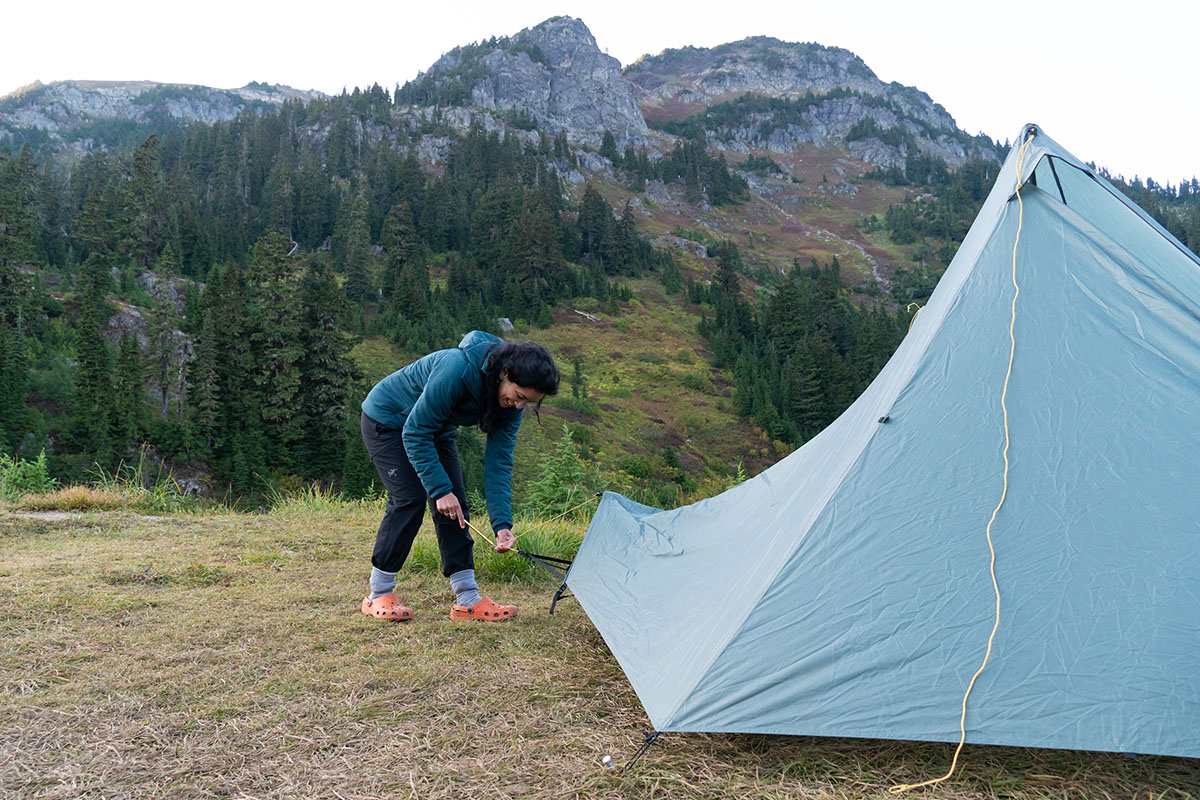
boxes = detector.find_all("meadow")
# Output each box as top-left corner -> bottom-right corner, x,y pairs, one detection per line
2,491 -> 1197,799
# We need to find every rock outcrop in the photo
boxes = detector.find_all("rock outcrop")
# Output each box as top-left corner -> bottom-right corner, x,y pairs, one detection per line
398,16 -> 648,148
0,80 -> 323,155
627,38 -> 995,167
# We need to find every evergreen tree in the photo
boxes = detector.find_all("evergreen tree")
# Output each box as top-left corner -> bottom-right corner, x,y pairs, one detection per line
343,192 -> 372,303
506,193 -> 566,309
297,257 -> 360,478
123,134 -> 163,267
188,307 -> 221,454
421,181 -> 452,251
72,192 -> 119,468
599,130 -> 620,166
0,145 -> 37,325
149,255 -> 181,421
112,332 -> 146,453
262,132 -> 297,237
578,184 -> 611,260
380,200 -> 423,301
660,255 -> 683,294
0,315 -> 30,452
246,232 -> 305,470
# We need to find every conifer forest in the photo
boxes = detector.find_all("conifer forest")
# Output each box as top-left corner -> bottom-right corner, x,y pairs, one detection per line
2,86 -> 1198,503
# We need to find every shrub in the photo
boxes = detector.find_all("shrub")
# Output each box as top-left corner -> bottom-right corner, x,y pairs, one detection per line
550,395 -> 600,418
526,426 -> 604,520
0,449 -> 56,498
681,371 -> 715,394
617,454 -> 653,480
673,349 -> 696,364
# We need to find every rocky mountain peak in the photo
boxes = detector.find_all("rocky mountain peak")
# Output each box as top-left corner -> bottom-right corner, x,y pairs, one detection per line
398,16 -> 647,148
627,37 -> 994,168
627,38 -> 881,106
526,15 -> 601,54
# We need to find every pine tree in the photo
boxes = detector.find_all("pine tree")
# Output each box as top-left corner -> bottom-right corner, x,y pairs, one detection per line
578,184 -> 611,259
149,255 -> 181,421
343,192 -> 372,303
599,130 -> 620,166
246,232 -> 305,469
660,255 -> 683,295
507,193 -> 566,306
526,426 -> 599,519
380,200 -> 424,304
123,134 -> 162,267
571,358 -> 588,400
262,132 -> 297,237
188,308 -> 221,454
0,315 -> 30,452
602,201 -> 637,275
421,181 -> 452,251
112,332 -> 146,453
296,257 -> 360,478
0,145 -> 37,326
72,192 -> 119,468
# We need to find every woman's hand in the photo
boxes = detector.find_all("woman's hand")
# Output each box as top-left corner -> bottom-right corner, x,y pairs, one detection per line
435,493 -> 465,529
494,528 -> 515,553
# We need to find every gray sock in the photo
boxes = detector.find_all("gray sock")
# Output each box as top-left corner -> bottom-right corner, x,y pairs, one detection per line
369,567 -> 397,600
449,569 -> 481,608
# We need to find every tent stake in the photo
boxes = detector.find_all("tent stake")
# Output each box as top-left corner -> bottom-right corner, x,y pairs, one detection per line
620,731 -> 661,774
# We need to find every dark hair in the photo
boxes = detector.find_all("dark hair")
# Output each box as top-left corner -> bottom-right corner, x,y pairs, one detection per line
479,341 -> 559,433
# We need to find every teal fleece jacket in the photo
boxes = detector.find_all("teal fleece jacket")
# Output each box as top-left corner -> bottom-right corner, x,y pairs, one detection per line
361,331 -> 521,533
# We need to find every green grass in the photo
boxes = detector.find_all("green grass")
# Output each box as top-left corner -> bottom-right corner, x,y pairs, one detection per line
1,497 -> 1196,799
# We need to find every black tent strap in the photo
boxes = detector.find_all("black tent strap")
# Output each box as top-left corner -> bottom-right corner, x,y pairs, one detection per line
514,549 -> 576,615
549,580 -> 572,615
515,549 -> 572,581
620,731 -> 661,774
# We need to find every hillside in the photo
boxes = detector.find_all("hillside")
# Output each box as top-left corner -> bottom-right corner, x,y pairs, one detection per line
2,16 -> 1198,505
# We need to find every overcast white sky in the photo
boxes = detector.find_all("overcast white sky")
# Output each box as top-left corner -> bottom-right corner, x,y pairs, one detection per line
3,1 -> 1196,183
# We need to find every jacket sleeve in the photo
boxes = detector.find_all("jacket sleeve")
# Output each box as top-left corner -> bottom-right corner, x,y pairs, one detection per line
401,359 -> 466,501
483,411 -> 522,532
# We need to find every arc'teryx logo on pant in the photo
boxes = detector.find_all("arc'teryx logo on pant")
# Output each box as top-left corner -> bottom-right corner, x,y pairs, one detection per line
387,468 -> 397,477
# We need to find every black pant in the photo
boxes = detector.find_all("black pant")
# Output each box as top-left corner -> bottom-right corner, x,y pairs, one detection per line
360,412 -> 474,577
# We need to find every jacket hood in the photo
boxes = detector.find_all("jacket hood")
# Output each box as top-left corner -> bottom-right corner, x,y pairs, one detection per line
458,330 -> 504,373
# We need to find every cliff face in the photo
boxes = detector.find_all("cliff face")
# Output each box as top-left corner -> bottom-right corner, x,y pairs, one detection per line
0,81 -> 322,155
399,16 -> 648,148
627,38 -> 995,167
627,39 -> 884,107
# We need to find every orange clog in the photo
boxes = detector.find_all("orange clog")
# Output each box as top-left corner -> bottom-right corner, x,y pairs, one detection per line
450,596 -> 517,622
361,593 -> 414,621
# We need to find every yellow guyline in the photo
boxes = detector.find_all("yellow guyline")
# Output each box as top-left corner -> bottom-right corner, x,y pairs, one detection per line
455,492 -> 600,546
890,129 -> 1038,794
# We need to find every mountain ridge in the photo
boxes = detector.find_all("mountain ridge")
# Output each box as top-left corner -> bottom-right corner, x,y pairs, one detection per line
0,17 -> 997,173
0,80 -> 324,156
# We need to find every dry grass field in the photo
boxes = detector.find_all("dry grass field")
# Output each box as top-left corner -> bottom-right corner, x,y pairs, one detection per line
2,500 -> 1197,799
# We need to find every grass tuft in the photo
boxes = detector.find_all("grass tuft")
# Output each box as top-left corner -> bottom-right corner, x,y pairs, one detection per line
14,485 -> 131,511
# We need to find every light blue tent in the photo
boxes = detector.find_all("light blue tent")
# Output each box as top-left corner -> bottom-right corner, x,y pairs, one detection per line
568,125 -> 1200,758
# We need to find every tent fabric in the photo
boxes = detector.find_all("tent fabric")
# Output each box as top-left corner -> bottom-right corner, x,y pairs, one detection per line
567,125 -> 1200,758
